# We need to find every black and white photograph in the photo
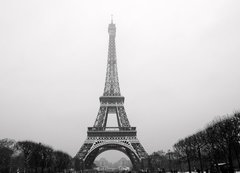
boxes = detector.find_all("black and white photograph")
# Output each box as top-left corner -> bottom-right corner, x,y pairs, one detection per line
0,0 -> 240,173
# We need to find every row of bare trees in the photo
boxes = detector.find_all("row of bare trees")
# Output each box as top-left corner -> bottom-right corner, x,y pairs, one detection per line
149,112 -> 240,173
174,112 -> 240,173
0,139 -> 72,173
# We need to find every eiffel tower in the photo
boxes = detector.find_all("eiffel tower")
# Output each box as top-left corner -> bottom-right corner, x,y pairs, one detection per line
75,18 -> 148,170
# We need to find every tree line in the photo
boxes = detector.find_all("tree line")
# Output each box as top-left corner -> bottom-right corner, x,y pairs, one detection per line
0,139 -> 72,173
2,112 -> 240,173
149,112 -> 240,173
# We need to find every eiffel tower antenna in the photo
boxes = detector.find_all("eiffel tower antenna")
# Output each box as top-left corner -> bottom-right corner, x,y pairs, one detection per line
111,14 -> 113,23
75,20 -> 148,171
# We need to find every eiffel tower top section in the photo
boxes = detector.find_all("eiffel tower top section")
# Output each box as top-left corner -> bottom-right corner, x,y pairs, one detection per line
103,18 -> 121,97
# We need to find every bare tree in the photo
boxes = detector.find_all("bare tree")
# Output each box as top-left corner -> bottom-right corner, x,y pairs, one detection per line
17,141 -> 53,173
53,150 -> 72,172
189,131 -> 206,173
174,137 -> 194,173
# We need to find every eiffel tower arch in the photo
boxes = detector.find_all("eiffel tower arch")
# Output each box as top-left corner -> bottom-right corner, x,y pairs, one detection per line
75,19 -> 148,170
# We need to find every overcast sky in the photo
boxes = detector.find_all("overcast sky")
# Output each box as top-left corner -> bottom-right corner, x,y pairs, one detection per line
1,0 -> 240,162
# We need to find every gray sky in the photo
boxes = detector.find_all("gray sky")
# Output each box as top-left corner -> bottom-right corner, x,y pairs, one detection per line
1,0 -> 240,162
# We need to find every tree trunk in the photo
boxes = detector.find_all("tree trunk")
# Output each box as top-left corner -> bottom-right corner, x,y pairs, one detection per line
178,159 -> 182,172
187,153 -> 191,173
211,144 -> 219,173
228,142 -> 234,173
233,142 -> 240,169
197,147 -> 203,173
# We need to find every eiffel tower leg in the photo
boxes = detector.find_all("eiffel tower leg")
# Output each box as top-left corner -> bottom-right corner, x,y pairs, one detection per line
129,138 -> 148,170
75,140 -> 95,170
73,158 -> 84,171
125,148 -> 140,170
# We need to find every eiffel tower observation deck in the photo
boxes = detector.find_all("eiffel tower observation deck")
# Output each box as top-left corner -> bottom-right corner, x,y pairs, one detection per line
75,18 -> 148,170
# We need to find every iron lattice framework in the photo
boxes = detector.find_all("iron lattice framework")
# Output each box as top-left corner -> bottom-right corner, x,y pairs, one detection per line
75,19 -> 148,170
